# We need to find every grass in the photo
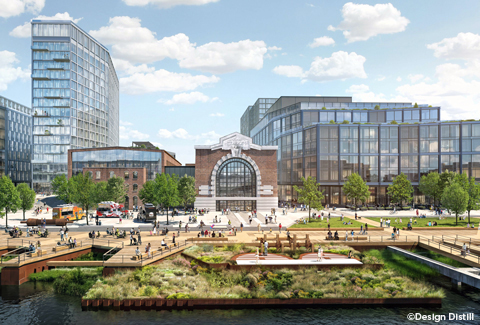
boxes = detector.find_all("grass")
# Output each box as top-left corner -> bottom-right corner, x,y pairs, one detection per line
410,248 -> 468,268
73,252 -> 106,261
289,217 -> 370,229
184,244 -> 254,264
366,217 -> 478,228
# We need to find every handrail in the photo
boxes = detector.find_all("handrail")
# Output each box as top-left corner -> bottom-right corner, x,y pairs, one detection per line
418,235 -> 480,264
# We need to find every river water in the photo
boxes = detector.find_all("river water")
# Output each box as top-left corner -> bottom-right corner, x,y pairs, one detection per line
0,281 -> 479,325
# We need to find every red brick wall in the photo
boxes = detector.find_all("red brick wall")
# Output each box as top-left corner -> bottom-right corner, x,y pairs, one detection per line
195,149 -> 277,197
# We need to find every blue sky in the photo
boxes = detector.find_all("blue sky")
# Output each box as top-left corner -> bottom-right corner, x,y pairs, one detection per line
1,0 -> 480,163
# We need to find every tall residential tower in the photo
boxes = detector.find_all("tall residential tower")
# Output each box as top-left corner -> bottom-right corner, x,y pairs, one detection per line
31,20 -> 119,192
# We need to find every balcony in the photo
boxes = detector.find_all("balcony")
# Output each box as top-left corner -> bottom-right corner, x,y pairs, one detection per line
44,96 -> 63,99
47,67 -> 65,70
31,46 -> 49,52
31,75 -> 50,80
53,55 -> 70,62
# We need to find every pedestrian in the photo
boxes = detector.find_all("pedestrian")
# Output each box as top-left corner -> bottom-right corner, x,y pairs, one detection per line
279,223 -> 282,233
257,223 -> 261,233
317,245 -> 323,262
138,232 -> 142,245
60,229 -> 64,242
240,223 -> 243,232
264,240 -> 268,256
173,233 -> 176,245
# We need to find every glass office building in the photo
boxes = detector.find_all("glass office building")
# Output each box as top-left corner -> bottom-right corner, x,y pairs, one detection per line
31,20 -> 119,192
0,96 -> 33,186
243,96 -> 480,206
240,98 -> 277,136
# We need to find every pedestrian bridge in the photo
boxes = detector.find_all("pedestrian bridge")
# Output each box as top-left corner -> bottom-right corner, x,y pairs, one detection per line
387,246 -> 480,289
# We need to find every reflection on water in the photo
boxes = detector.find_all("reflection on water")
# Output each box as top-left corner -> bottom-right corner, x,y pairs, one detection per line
0,281 -> 479,325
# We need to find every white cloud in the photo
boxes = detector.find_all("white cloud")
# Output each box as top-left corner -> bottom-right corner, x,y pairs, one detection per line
119,120 -> 133,126
273,51 -> 367,82
268,46 -> 282,51
0,0 -> 44,18
89,16 -> 271,74
306,3 -> 315,7
160,91 -> 218,105
396,77 -> 402,82
122,0 -> 220,9
427,32 -> 480,60
119,69 -> 220,95
0,50 -> 30,91
376,76 -> 386,81
408,74 -> 425,83
10,12 -> 82,38
209,112 -> 224,117
158,128 -> 220,141
119,125 -> 150,141
346,84 -> 370,93
328,2 -> 409,43
112,58 -> 154,75
309,36 -> 335,48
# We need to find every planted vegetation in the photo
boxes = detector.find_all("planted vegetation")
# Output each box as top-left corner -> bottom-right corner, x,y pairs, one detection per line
83,256 -> 444,300
289,218 -> 368,228
366,217 -> 475,227
184,244 -> 254,264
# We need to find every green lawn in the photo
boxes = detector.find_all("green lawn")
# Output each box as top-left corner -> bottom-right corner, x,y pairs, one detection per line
289,217 -> 372,228
366,217 -> 479,228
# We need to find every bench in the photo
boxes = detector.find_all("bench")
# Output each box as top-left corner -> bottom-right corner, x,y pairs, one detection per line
132,252 -> 149,261
52,245 -> 69,253
158,244 -> 176,251
28,249 -> 45,257
187,237 -> 228,242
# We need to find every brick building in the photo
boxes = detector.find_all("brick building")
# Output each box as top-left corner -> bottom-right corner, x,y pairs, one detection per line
68,146 -> 181,209
195,132 -> 278,211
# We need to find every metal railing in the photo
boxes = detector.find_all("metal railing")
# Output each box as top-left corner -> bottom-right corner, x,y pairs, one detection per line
417,236 -> 480,264
102,240 -> 189,265
0,241 -> 85,265
91,238 -> 124,248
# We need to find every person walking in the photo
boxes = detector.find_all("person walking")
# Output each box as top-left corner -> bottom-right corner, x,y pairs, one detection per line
173,233 -> 176,245
279,223 -> 282,233
264,240 -> 269,256
240,223 -> 243,232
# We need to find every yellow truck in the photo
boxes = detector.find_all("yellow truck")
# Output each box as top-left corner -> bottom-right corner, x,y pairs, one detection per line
52,205 -> 85,221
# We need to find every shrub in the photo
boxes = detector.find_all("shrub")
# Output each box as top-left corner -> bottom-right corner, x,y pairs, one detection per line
374,105 -> 380,110
166,293 -> 192,299
202,244 -> 214,252
341,120 -> 350,124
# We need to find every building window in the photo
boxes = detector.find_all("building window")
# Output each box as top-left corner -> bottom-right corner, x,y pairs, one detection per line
381,156 -> 398,182
319,111 -> 335,123
441,125 -> 460,152
304,128 -> 316,156
133,196 -> 138,207
352,112 -> 368,122
420,125 -> 438,153
441,155 -> 459,173
462,154 -> 480,181
360,127 -> 378,153
303,111 -> 319,126
292,132 -> 303,157
87,171 -> 93,178
320,126 -> 338,153
96,171 -> 101,179
273,119 -> 281,138
361,156 -> 379,182
133,171 -> 138,179
401,155 -> 418,182
336,112 -> 351,123
462,124 -> 480,152
125,183 -> 129,192
124,196 -> 129,210
124,171 -> 129,179
282,116 -> 291,133
292,158 -> 303,183
319,155 -> 338,181
400,126 -> 419,153
305,156 -> 316,179
404,110 -> 420,122
216,158 -> 256,197
340,156 -> 358,181
340,126 -> 358,153
420,155 -> 439,177
386,111 -> 402,123
281,160 -> 291,183
281,135 -> 291,158
380,127 -> 398,153
369,111 -> 386,123
291,113 -> 301,129
133,183 -> 138,192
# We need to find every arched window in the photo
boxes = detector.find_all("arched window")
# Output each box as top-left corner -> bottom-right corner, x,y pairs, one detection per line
216,158 -> 256,197
133,184 -> 138,192
133,171 -> 138,179
109,171 -> 115,178
125,183 -> 129,192
133,196 -> 138,207
124,196 -> 129,209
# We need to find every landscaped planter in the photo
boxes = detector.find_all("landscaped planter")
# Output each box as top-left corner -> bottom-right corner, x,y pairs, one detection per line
287,228 -> 384,231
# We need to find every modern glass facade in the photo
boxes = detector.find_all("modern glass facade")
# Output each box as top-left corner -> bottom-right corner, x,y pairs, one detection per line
0,96 -> 33,186
240,98 -> 277,136
244,96 -> 480,206
71,149 -> 162,181
31,20 -> 119,192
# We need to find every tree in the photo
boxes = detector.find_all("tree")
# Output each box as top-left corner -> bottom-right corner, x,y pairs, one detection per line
51,174 -> 75,203
418,172 -> 442,205
387,173 -> 413,207
414,102 -> 418,108
0,176 -> 21,228
138,180 -> 157,206
17,183 -> 36,221
158,173 -> 179,225
452,173 -> 480,223
94,181 -> 109,202
441,182 -> 468,225
293,176 -> 324,222
342,173 -> 370,209
438,171 -> 455,198
70,173 -> 98,226
178,175 -> 196,213
106,176 -> 127,203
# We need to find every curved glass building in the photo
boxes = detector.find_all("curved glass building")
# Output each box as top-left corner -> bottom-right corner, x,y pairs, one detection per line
241,96 -> 480,206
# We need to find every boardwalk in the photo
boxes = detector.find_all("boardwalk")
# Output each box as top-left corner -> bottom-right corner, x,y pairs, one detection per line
234,253 -> 362,266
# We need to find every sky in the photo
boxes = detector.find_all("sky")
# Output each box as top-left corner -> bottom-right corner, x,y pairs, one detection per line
1,0 -> 480,164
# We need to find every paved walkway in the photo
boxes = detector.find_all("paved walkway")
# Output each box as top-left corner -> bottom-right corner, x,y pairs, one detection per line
235,253 -> 362,265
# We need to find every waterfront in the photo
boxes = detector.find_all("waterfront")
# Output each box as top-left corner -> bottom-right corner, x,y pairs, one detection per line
0,281 -> 479,325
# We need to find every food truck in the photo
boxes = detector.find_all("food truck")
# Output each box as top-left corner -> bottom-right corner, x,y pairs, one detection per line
96,201 -> 127,217
52,205 -> 85,221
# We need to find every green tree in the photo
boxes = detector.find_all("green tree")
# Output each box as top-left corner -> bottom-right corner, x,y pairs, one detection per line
418,172 -> 442,205
178,175 -> 196,213
70,173 -> 98,226
452,173 -> 480,223
94,181 -> 109,202
414,102 -> 418,108
293,176 -> 324,222
438,171 -> 455,198
441,182 -> 468,225
51,174 -> 75,203
387,173 -> 413,207
17,183 -> 36,221
158,173 -> 180,225
138,180 -> 157,206
342,173 -> 370,209
0,176 -> 21,228
106,176 -> 127,203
